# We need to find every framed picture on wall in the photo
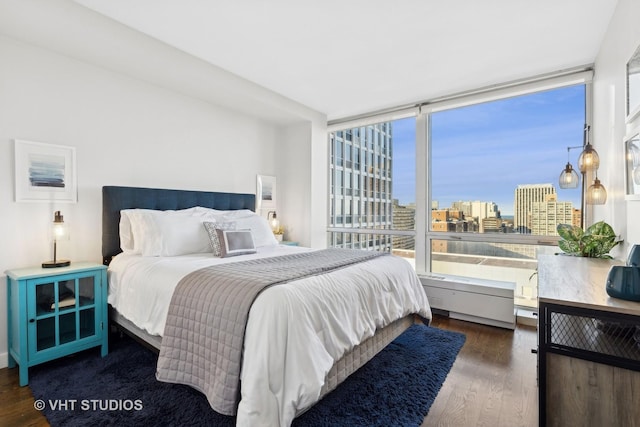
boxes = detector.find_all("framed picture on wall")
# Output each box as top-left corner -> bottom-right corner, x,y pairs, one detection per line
626,44 -> 640,124
256,174 -> 276,212
625,127 -> 640,200
14,139 -> 78,203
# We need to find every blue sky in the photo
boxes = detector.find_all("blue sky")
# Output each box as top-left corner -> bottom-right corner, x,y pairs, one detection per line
392,85 -> 586,216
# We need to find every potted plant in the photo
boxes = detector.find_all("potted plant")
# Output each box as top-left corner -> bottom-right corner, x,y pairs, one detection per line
557,221 -> 622,259
273,225 -> 285,242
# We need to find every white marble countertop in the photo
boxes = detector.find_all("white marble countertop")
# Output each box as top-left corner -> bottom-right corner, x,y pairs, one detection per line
538,254 -> 640,316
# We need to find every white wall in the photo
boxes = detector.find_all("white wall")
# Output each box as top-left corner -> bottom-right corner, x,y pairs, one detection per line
277,121 -> 330,248
592,0 -> 640,258
0,35 -> 328,367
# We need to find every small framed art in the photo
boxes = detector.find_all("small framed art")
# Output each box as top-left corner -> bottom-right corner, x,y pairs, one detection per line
626,44 -> 640,124
14,139 -> 77,203
625,129 -> 640,200
256,174 -> 276,211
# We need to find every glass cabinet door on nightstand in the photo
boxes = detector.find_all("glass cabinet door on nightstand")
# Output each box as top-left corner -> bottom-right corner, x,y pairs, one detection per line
26,271 -> 101,361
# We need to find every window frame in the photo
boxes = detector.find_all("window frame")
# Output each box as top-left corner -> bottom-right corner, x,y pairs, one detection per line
417,75 -> 592,275
327,69 -> 593,277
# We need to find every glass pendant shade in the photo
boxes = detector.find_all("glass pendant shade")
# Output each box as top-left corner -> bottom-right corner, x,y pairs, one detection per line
578,144 -> 600,173
559,162 -> 580,189
586,178 -> 607,205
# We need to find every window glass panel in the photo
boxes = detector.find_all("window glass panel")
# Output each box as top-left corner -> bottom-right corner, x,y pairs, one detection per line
428,84 -> 586,310
430,85 -> 585,236
335,138 -> 343,167
328,118 -> 416,262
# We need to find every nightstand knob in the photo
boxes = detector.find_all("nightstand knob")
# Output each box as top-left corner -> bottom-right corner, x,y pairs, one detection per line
29,318 -> 35,323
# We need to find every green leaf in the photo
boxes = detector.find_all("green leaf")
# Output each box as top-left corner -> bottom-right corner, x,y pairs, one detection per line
585,221 -> 615,239
557,223 -> 583,242
558,239 -> 580,256
557,220 -> 621,258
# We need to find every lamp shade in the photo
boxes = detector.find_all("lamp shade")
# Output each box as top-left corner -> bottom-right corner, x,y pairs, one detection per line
268,211 -> 280,232
559,162 -> 580,189
578,144 -> 600,173
586,178 -> 607,205
51,211 -> 69,241
43,211 -> 70,268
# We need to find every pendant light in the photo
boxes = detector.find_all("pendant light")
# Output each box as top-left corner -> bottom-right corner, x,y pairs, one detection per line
586,175 -> 607,205
559,124 -> 607,205
578,125 -> 600,173
559,147 -> 580,189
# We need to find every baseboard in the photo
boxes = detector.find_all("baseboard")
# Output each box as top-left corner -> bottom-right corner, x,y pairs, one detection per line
450,311 -> 516,330
0,351 -> 8,369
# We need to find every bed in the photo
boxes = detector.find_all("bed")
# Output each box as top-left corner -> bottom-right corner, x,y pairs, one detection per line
102,185 -> 432,427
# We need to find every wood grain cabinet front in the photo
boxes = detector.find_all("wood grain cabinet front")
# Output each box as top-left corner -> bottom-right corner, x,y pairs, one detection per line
537,255 -> 640,427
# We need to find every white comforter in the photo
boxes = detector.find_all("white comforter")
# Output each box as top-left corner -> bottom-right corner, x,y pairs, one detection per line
108,245 -> 432,427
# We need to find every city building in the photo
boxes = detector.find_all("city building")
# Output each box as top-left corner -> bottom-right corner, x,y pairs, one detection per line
530,194 -> 575,236
514,184 -> 556,234
329,124 -> 393,251
392,200 -> 415,250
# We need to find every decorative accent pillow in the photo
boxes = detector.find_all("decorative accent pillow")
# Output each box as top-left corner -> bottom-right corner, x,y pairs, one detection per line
203,221 -> 237,257
215,228 -> 256,257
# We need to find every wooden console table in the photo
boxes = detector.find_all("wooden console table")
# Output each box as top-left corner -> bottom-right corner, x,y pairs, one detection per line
538,254 -> 640,427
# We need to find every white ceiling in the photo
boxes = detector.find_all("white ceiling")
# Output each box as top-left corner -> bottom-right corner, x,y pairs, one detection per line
46,1 -> 623,121
0,0 -> 617,120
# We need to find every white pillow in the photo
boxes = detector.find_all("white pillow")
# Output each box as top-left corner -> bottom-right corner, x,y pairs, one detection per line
192,206 -> 225,216
121,208 -> 200,254
217,209 -> 256,219
230,213 -> 279,247
122,208 -> 212,256
119,212 -> 136,253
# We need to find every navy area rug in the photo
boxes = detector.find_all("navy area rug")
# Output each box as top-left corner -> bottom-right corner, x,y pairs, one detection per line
30,324 -> 465,427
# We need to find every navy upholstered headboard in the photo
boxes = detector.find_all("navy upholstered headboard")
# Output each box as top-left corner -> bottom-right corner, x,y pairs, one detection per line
102,186 -> 256,265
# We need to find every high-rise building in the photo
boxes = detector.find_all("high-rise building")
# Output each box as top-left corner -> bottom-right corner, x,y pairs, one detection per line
514,184 -> 556,234
329,123 -> 393,250
530,194 -> 575,235
392,200 -> 415,250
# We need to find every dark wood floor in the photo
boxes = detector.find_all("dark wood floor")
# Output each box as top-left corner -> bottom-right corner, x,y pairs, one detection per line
0,315 -> 538,427
424,316 -> 538,426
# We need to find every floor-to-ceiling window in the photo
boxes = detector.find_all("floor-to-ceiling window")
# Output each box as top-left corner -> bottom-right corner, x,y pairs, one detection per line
427,84 -> 587,308
328,70 -> 592,309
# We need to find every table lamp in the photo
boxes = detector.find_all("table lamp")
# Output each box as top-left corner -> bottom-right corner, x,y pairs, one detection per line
42,210 -> 70,268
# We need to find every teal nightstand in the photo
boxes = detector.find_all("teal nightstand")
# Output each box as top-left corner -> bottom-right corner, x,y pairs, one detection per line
6,262 -> 108,386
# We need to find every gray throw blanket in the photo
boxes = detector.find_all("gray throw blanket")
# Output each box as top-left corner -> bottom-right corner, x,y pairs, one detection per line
156,248 -> 386,415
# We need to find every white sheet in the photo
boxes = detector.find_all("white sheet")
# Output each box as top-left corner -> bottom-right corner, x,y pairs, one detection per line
108,246 -> 432,427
